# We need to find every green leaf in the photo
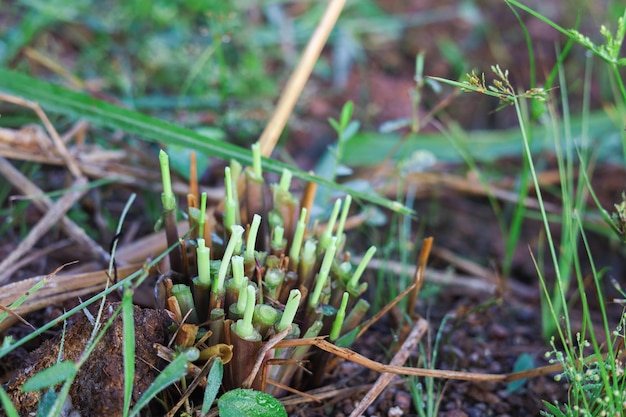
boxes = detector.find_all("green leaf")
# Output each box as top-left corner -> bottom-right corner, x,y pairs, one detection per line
218,389 -> 286,417
122,285 -> 135,417
339,101 -> 354,130
22,361 -> 76,392
507,353 -> 534,393
0,384 -> 19,417
128,353 -> 189,417
36,389 -> 57,417
542,401 -> 567,417
0,69 -> 412,215
201,359 -> 224,414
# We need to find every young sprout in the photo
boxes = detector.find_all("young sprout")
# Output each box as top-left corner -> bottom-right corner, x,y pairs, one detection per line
320,199 -> 342,250
231,255 -> 245,289
330,292 -> 349,342
197,238 -> 211,285
342,298 -> 370,334
335,194 -> 352,243
289,208 -> 307,265
224,167 -> 237,231
276,289 -> 301,332
271,225 -> 286,254
252,141 -> 262,180
215,225 -> 245,294
310,237 -> 337,308
245,214 -> 262,260
299,238 -> 318,288
199,192 -> 207,240
236,283 -> 248,312
159,149 -> 175,212
278,168 -> 292,193
234,285 -> 257,339
172,284 -> 199,324
349,246 -> 377,290
253,304 -> 279,336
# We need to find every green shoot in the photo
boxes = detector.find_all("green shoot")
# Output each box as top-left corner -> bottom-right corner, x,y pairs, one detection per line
277,289 -> 301,332
272,225 -> 285,252
253,304 -> 278,335
215,225 -> 245,294
199,192 -> 207,240
172,284 -> 199,324
278,168 -> 292,193
245,214 -> 262,259
159,149 -> 176,212
233,283 -> 248,316
349,246 -> 376,289
310,237 -> 337,308
197,238 -> 211,286
289,208 -> 307,265
234,285 -> 257,339
251,141 -> 262,180
330,292 -> 349,342
224,167 -> 236,231
335,194 -> 352,243
231,255 -> 245,289
320,199 -> 342,250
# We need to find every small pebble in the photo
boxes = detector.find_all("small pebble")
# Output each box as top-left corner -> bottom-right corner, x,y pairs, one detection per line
387,406 -> 403,417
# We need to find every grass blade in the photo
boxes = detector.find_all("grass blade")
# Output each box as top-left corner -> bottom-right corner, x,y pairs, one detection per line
122,284 -> 135,417
22,361 -> 76,392
128,352 -> 189,417
0,69 -> 412,215
0,384 -> 19,417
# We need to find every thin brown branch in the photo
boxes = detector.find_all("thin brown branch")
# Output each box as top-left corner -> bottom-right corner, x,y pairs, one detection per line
349,317 -> 429,417
257,0 -> 347,158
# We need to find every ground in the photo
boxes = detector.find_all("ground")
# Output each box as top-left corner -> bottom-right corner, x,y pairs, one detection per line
1,1 -> 625,416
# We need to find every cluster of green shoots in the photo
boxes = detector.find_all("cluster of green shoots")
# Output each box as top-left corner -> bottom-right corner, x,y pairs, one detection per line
156,144 -> 376,396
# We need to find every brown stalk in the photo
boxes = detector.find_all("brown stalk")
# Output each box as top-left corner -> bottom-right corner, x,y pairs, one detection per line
276,336 -> 563,383
406,236 -> 434,319
349,317 -> 429,416
242,325 -> 292,389
0,264 -> 141,332
257,0 -> 347,158
0,156 -> 110,265
0,176 -> 89,284
299,181 -> 317,227
0,93 -> 82,178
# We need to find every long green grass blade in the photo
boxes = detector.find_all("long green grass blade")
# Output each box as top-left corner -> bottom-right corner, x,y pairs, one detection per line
122,285 -> 135,417
0,384 -> 19,417
0,69 -> 412,215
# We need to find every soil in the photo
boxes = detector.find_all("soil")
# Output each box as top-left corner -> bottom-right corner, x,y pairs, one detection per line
2,1 -> 625,416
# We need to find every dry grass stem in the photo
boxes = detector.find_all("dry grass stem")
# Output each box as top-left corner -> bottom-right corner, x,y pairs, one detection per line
0,176 -> 89,283
244,326 -> 292,389
407,236 -> 434,318
276,336 -> 563,383
0,264 -> 142,332
0,93 -> 82,178
257,0 -> 347,157
0,156 -> 110,264
349,317 -> 429,417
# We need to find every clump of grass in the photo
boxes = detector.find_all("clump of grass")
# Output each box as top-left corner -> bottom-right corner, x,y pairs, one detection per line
155,146 -> 377,406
